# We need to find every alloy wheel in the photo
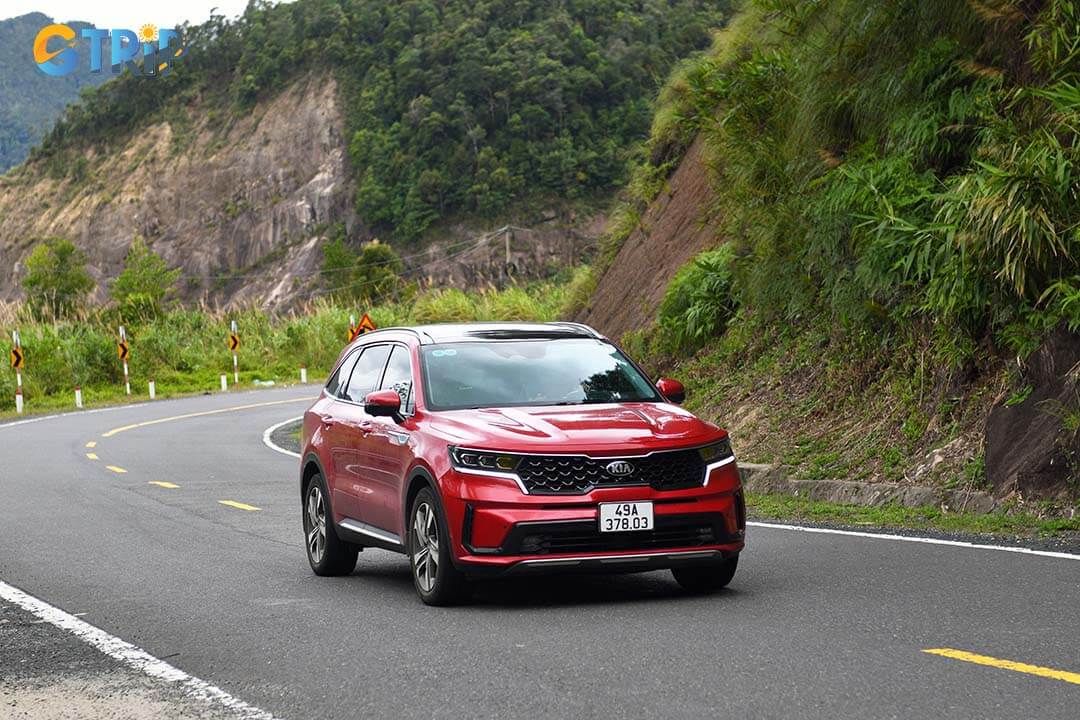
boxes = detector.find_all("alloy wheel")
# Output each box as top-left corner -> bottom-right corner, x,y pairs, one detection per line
306,485 -> 326,565
411,501 -> 439,593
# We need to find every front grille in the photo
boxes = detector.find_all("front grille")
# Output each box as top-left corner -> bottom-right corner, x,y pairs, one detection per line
501,514 -> 735,555
516,448 -> 706,494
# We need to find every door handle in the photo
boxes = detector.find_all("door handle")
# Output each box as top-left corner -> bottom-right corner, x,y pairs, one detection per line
359,420 -> 375,434
321,416 -> 336,428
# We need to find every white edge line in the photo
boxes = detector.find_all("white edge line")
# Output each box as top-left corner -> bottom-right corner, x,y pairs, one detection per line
747,521 -> 1080,561
262,416 -> 303,459
0,580 -> 279,720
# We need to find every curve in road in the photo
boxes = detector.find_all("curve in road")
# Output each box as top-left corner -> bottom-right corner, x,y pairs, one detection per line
1,386 -> 1077,719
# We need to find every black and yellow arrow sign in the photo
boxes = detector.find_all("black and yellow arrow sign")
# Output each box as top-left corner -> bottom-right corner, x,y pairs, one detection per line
117,341 -> 129,361
229,333 -> 240,352
9,347 -> 23,370
357,312 -> 377,334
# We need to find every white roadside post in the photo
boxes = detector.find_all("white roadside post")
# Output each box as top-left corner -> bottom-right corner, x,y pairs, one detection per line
220,374 -> 228,392
11,330 -> 23,414
74,386 -> 83,409
300,365 -> 308,384
148,379 -> 156,400
230,320 -> 239,384
119,326 -> 131,396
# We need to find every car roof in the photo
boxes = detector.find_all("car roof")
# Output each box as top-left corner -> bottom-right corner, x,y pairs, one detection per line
359,322 -> 606,345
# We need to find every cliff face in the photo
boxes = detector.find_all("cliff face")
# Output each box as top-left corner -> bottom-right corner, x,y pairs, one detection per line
0,75 -> 355,309
575,137 -> 720,342
0,72 -> 602,309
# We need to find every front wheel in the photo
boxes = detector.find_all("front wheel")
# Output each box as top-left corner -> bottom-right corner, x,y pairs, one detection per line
671,556 -> 738,593
408,487 -> 469,606
304,474 -> 358,576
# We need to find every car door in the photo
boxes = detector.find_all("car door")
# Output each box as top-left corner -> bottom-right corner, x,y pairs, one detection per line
332,344 -> 392,523
362,344 -> 417,537
318,348 -> 362,521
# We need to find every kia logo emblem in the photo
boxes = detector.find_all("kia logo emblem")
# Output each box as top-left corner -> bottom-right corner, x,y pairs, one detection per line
605,460 -> 634,477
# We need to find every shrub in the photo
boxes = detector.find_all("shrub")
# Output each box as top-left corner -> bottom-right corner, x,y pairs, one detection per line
658,245 -> 738,351
110,237 -> 181,321
21,238 -> 95,321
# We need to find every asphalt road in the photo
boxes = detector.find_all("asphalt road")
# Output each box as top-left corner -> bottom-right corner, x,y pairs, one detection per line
1,386 -> 1077,719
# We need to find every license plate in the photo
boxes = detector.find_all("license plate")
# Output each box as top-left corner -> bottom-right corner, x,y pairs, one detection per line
598,501 -> 654,533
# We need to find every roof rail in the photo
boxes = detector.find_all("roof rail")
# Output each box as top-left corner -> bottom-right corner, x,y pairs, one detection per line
546,321 -> 603,339
353,327 -> 426,342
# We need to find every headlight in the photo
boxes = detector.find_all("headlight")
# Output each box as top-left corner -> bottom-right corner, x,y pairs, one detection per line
449,446 -> 521,473
699,437 -> 734,463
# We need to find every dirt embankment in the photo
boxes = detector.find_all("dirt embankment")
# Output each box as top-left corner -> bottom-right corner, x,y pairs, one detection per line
575,137 -> 720,342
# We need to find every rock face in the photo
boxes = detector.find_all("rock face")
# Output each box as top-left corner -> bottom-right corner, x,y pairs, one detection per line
0,76 -> 356,310
575,136 -> 720,341
0,73 -> 603,310
986,328 -> 1080,500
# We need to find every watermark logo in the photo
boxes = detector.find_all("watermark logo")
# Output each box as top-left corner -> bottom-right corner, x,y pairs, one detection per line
33,23 -> 184,77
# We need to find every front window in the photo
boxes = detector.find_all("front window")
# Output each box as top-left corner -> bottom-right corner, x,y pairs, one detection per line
420,339 -> 661,411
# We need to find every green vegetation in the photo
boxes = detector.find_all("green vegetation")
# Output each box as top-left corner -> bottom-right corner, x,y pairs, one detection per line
35,0 -> 730,241
321,235 -> 408,304
604,0 -> 1080,494
110,238 -> 181,320
21,238 -> 95,321
748,493 -> 1080,538
0,13 -> 108,172
630,0 -> 1080,354
0,278 -> 573,416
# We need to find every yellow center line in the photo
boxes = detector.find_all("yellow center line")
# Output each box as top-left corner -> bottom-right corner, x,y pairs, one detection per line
86,453 -> 99,460
148,481 -> 179,489
85,441 -> 97,448
218,500 -> 261,512
923,648 -> 1080,686
105,465 -> 127,474
101,397 -> 312,438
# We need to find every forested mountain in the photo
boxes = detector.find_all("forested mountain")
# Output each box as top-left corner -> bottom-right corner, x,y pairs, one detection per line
0,12 -> 107,171
35,0 -> 730,240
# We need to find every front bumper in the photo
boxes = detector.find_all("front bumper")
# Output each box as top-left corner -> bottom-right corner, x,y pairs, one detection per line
442,460 -> 746,575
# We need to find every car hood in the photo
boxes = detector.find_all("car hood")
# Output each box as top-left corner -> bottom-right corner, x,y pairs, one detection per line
426,403 -> 722,453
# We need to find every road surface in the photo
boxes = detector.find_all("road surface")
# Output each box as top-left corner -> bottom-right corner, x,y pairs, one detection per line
1,386 -> 1077,718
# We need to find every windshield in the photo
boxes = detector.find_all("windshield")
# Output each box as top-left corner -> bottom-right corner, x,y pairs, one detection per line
420,339 -> 661,410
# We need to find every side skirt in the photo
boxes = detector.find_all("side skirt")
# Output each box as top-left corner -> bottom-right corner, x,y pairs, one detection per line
336,517 -> 406,554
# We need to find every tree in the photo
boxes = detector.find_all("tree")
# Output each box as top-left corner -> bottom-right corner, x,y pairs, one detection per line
110,236 -> 181,320
22,237 -> 95,320
322,236 -> 405,305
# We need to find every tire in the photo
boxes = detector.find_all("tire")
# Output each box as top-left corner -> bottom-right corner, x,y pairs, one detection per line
671,556 -> 738,593
303,473 -> 358,576
407,487 -> 470,606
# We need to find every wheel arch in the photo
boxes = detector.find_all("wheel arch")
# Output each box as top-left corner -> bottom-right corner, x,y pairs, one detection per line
301,452 -> 325,503
402,465 -> 437,533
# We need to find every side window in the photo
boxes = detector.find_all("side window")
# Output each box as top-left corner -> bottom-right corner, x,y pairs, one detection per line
381,345 -> 415,414
342,345 -> 391,403
325,349 -> 360,398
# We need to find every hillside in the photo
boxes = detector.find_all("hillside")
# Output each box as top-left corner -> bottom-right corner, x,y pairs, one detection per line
0,13 -> 108,172
0,0 -> 730,307
580,0 -> 1080,505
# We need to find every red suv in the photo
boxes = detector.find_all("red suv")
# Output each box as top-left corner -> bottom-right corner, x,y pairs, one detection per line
299,322 -> 745,605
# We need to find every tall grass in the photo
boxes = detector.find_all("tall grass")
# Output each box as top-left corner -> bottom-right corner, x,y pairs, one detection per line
0,279 -> 572,412
622,0 -> 1080,362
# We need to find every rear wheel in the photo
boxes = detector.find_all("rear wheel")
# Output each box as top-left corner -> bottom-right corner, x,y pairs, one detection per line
304,474 -> 358,576
408,487 -> 469,606
671,556 -> 738,592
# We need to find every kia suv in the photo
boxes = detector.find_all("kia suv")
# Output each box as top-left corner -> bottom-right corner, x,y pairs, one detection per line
299,322 -> 745,605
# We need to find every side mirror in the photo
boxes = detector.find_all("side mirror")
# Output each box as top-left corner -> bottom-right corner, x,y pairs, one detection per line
656,377 -> 686,404
364,389 -> 404,423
